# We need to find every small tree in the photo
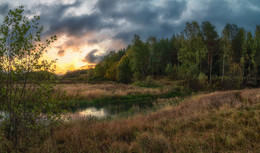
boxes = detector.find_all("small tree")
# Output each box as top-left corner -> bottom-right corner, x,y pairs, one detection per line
0,6 -> 62,150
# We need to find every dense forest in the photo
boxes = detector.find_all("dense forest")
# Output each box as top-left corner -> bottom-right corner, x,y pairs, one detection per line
63,21 -> 260,89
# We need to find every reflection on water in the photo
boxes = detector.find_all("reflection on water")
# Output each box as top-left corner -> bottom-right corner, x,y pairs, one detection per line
1,108 -> 108,123
65,107 -> 108,121
1,99 -> 154,122
78,107 -> 108,118
67,101 -> 154,121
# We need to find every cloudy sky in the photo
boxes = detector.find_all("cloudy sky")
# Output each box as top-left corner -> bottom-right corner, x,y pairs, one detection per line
0,0 -> 260,74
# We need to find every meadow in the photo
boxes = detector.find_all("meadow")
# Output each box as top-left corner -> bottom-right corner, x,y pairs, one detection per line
28,87 -> 260,153
1,75 -> 260,153
57,82 -> 171,100
1,79 -> 260,152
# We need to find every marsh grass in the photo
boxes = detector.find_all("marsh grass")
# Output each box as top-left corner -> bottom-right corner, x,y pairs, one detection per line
28,88 -> 260,153
56,82 -> 175,100
65,90 -> 184,112
56,81 -> 187,114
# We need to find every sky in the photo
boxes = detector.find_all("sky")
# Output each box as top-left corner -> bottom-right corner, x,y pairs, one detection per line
0,0 -> 260,74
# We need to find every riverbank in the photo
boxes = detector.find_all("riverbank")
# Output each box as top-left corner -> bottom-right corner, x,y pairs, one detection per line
30,88 -> 260,153
57,80 -> 188,117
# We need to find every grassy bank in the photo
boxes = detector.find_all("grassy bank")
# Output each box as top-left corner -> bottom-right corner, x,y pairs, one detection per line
56,82 -> 174,100
66,89 -> 186,111
57,81 -> 188,114
29,88 -> 260,153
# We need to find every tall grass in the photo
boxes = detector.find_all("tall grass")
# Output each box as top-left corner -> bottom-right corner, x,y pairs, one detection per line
56,83 -> 172,100
66,90 -> 184,111
27,88 -> 260,153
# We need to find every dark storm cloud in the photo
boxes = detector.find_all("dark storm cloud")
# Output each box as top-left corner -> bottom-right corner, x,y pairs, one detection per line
96,0 -> 186,24
0,3 -> 10,16
36,0 -> 86,36
159,0 -> 187,21
113,22 -> 180,43
114,32 -> 133,43
36,0 -> 187,43
2,0 -> 260,48
82,49 -> 103,64
48,13 -> 104,37
97,1 -> 158,26
185,0 -> 260,34
95,0 -> 187,42
88,39 -> 104,45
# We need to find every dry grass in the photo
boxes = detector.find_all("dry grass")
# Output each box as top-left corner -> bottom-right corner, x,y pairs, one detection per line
57,83 -> 171,100
30,88 -> 260,153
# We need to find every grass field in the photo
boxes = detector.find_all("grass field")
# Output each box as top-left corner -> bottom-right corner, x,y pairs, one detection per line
56,82 -> 173,100
1,80 -> 259,152
28,88 -> 260,153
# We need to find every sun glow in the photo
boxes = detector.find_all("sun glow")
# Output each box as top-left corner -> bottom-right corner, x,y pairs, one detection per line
42,34 -> 103,75
41,30 -> 126,75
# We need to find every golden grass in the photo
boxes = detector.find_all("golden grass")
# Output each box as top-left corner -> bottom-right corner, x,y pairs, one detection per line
30,88 -> 260,153
56,83 -> 171,100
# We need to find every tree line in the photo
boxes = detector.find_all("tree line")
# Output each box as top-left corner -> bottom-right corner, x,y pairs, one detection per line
64,21 -> 260,89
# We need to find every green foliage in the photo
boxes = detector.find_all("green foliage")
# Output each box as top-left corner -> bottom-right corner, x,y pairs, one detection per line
93,50 -> 126,80
116,55 -> 133,83
70,21 -> 260,89
227,63 -> 243,89
255,26 -> 260,67
148,38 -> 174,75
104,62 -> 118,80
198,72 -> 208,87
244,32 -> 257,80
133,76 -> 161,88
128,35 -> 150,80
66,89 -> 183,112
201,21 -> 218,84
178,21 -> 207,82
0,6 -> 63,150
165,63 -> 174,76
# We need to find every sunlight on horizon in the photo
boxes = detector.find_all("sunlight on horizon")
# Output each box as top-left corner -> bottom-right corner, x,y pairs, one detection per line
42,35 -> 104,75
40,32 -> 126,75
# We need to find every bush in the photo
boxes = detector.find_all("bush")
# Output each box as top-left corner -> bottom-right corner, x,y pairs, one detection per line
133,76 -> 160,88
198,72 -> 208,87
165,63 -> 174,76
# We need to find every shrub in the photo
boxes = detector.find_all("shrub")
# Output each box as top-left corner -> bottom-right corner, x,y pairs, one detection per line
133,76 -> 160,88
198,72 -> 208,87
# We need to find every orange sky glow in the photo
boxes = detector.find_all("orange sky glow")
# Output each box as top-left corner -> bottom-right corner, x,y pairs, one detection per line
43,34 -> 126,75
